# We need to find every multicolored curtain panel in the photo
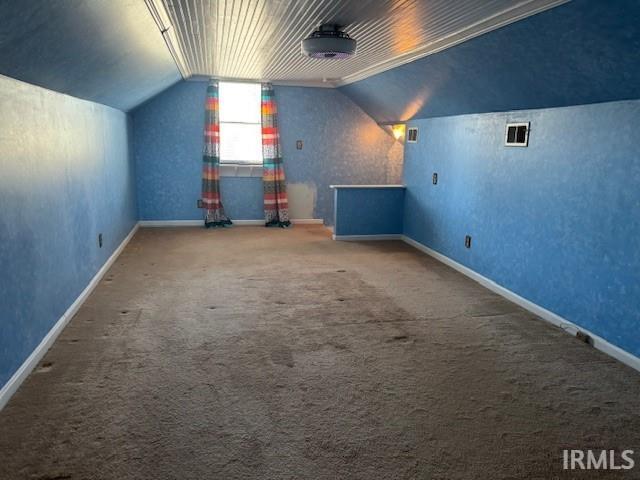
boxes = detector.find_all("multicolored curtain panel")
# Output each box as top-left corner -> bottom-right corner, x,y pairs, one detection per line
261,83 -> 290,227
201,80 -> 232,227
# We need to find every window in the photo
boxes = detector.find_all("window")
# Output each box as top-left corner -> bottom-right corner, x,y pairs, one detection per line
219,82 -> 262,165
505,122 -> 529,147
407,127 -> 418,143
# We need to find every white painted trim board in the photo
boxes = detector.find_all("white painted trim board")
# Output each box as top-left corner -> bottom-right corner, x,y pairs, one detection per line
330,185 -> 405,189
138,220 -> 202,227
290,219 -> 324,225
333,234 -> 402,241
0,223 -> 140,411
139,219 -> 324,227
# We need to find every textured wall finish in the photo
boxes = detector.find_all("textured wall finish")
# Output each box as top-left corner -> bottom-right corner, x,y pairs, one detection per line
333,187 -> 405,237
0,75 -> 137,390
384,142 -> 405,187
133,81 -> 402,224
0,0 -> 180,111
276,86 -> 402,222
287,183 -> 317,220
340,0 -> 640,122
402,99 -> 640,357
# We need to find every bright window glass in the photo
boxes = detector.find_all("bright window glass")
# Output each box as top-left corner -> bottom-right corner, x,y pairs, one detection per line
219,82 -> 262,164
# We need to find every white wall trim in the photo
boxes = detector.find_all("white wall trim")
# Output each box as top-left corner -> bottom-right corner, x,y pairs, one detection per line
139,220 -> 202,227
291,219 -> 324,225
333,234 -> 402,241
400,235 -> 640,374
336,0 -> 570,87
187,74 -> 336,88
219,164 -> 263,177
139,219 -> 324,227
227,220 -> 264,226
330,185 -> 405,189
0,223 -> 140,411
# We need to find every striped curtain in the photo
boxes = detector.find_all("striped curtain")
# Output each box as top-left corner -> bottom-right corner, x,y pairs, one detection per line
261,83 -> 290,227
201,80 -> 232,227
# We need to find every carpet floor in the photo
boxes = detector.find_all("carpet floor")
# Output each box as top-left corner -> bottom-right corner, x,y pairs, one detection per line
1,226 -> 638,479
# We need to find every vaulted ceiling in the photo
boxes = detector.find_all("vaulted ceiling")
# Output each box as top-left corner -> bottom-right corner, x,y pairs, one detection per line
340,0 -> 640,121
1,0 -> 638,118
0,0 -> 568,111
161,0 -> 567,86
0,0 -> 180,111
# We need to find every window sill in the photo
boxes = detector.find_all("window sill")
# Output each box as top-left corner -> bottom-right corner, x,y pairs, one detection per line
220,164 -> 263,177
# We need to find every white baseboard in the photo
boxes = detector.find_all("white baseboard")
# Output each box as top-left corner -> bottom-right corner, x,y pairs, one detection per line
401,235 -> 640,373
228,220 -> 264,226
0,223 -> 140,411
139,220 -> 201,227
333,234 -> 402,241
291,219 -> 324,225
139,219 -> 324,227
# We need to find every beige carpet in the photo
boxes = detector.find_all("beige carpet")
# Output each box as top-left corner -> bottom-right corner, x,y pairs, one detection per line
1,226 -> 638,479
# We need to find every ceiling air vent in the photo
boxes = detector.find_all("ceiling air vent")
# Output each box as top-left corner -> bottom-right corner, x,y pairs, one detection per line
505,122 -> 530,147
301,24 -> 356,59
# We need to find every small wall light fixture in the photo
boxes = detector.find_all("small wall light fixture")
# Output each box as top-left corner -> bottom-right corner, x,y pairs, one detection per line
391,123 -> 406,141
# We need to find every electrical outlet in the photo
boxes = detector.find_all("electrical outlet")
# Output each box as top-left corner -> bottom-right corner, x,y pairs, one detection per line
432,173 -> 438,185
197,199 -> 203,208
98,233 -> 103,248
464,235 -> 471,249
296,140 -> 303,150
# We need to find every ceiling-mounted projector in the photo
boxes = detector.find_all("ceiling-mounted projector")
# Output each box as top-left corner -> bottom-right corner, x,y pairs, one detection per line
301,24 -> 356,59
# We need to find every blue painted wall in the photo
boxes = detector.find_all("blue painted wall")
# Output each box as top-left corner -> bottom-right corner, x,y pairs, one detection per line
333,187 -> 405,236
403,99 -> 640,356
0,0 -> 180,111
340,0 -> 640,122
133,81 -> 402,224
132,81 -> 266,221
0,74 -> 137,389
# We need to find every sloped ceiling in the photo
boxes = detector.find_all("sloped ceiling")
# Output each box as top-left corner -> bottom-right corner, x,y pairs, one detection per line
0,0 -> 180,111
162,0 -> 567,85
339,0 -> 640,122
1,0 -> 637,117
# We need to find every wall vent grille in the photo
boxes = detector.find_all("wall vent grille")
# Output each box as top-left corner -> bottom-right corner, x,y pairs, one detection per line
505,122 -> 530,147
